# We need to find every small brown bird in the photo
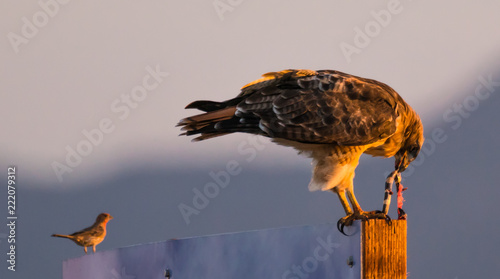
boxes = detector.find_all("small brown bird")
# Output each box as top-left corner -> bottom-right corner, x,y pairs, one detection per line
51,213 -> 113,254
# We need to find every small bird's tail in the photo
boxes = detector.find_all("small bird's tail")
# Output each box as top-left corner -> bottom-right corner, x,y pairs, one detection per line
51,234 -> 73,239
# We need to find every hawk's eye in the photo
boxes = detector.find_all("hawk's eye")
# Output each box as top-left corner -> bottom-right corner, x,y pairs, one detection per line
409,145 -> 420,157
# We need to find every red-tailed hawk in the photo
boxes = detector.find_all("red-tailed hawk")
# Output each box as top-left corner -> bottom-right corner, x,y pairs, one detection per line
178,69 -> 423,232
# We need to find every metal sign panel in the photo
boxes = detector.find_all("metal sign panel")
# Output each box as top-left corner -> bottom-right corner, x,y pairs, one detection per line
63,222 -> 361,279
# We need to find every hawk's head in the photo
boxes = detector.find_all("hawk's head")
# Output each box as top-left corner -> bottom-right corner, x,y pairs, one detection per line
395,117 -> 424,172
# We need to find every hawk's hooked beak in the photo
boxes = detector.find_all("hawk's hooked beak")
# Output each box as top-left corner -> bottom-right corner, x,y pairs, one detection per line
395,153 -> 410,172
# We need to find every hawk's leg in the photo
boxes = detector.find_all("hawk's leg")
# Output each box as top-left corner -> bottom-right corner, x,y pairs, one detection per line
334,189 -> 354,234
334,189 -> 353,216
336,187 -> 389,235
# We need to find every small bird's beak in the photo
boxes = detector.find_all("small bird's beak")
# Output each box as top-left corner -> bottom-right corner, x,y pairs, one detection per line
395,153 -> 410,172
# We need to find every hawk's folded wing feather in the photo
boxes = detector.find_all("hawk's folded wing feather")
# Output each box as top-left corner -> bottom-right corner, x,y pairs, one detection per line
234,70 -> 399,145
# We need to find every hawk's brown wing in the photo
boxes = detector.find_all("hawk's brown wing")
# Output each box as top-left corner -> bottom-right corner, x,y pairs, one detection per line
234,70 -> 399,145
179,69 -> 400,145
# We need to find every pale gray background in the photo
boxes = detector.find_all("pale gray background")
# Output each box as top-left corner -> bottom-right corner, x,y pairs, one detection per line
1,1 -> 500,278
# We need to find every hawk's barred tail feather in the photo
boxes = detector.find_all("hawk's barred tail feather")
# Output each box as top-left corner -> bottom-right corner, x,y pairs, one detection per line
185,97 -> 244,112
177,106 -> 237,130
178,104 -> 261,141
177,106 -> 237,141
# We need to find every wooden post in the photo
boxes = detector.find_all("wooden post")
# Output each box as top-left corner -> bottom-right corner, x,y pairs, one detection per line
361,219 -> 407,279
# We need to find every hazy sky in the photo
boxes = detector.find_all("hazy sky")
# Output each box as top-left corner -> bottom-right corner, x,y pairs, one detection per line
1,1 -> 500,278
2,0 -> 500,185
